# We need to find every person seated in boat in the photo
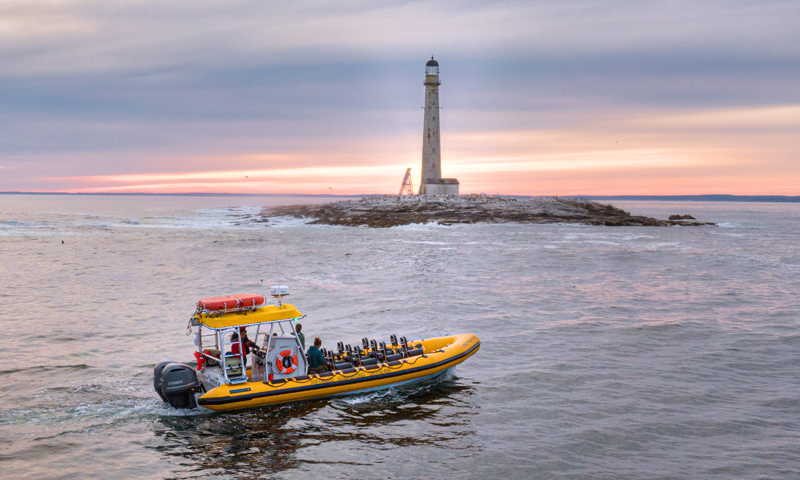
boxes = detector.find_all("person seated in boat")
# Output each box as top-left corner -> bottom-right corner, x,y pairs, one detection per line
295,323 -> 306,350
307,337 -> 328,373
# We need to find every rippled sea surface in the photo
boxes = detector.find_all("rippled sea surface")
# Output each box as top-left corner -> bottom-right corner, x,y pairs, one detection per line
1,195 -> 799,479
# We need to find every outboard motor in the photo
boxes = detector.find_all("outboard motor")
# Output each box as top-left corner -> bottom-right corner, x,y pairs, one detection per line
155,362 -> 200,409
153,361 -> 173,402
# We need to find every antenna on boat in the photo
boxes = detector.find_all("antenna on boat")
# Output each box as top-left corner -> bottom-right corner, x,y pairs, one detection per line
270,257 -> 289,307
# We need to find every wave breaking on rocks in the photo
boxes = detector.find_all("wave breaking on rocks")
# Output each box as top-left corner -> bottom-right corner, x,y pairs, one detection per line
259,195 -> 714,228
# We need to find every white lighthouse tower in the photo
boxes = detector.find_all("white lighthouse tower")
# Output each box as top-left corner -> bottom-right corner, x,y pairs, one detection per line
419,57 -> 459,196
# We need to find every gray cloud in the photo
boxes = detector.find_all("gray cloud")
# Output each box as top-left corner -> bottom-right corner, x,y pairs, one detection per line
0,0 -> 798,179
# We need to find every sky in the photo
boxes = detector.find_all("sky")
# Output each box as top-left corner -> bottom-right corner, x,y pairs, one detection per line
1,0 -> 798,195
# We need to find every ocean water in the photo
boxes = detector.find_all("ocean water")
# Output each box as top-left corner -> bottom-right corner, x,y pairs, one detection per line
1,195 -> 798,479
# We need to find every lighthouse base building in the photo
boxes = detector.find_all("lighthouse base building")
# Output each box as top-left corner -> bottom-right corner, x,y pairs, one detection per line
419,178 -> 459,196
418,57 -> 459,196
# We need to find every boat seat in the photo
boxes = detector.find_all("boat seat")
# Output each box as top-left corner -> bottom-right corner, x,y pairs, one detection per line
203,349 -> 221,367
224,353 -> 244,378
360,357 -> 378,366
406,348 -> 423,357
334,362 -> 351,371
385,353 -> 403,362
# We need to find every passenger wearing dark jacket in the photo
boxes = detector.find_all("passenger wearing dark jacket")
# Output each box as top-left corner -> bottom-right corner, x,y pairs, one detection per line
295,323 -> 306,350
307,337 -> 328,373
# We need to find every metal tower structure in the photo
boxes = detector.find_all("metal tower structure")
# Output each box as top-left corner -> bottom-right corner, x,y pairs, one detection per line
398,168 -> 414,195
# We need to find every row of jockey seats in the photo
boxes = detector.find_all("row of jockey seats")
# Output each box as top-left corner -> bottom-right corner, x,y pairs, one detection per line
320,335 -> 424,371
206,335 -> 424,379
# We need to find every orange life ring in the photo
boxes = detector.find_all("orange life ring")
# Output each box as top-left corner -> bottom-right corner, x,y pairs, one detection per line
275,350 -> 298,375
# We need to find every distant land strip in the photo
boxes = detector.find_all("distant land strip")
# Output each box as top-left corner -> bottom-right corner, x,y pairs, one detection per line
584,195 -> 800,202
0,191 -> 350,197
0,192 -> 798,202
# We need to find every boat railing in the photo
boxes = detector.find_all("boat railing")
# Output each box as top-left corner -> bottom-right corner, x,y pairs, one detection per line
200,351 -> 221,363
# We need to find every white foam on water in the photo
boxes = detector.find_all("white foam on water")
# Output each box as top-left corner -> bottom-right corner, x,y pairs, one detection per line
396,240 -> 453,245
267,215 -> 317,228
338,389 -> 396,405
390,221 -> 449,230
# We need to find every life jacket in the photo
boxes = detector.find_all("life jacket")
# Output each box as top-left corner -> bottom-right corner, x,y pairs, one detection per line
231,341 -> 248,357
194,351 -> 205,369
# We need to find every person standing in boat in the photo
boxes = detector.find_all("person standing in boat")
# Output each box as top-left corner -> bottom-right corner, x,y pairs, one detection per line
307,337 -> 328,373
239,327 -> 258,352
295,323 -> 306,350
231,328 -> 258,367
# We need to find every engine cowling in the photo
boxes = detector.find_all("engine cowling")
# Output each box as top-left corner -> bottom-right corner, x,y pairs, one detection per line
153,361 -> 174,402
155,362 -> 200,409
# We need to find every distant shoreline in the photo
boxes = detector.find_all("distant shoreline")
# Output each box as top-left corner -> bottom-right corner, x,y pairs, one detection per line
0,192 -> 798,202
586,195 -> 800,203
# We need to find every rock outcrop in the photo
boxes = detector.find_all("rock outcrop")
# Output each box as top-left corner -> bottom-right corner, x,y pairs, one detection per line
669,214 -> 696,220
259,195 -> 714,228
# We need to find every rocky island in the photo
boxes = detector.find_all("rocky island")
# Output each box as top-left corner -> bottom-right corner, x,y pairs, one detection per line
259,195 -> 714,228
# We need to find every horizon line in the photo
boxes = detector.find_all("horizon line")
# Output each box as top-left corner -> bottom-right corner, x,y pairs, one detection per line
1,192 -> 799,202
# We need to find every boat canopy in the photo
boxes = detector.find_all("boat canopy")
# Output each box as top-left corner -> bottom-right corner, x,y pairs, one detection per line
194,303 -> 302,330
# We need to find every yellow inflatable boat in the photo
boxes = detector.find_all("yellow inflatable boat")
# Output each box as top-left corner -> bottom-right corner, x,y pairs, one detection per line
154,288 -> 480,411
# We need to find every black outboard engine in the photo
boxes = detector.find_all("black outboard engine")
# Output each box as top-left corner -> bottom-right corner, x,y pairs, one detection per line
153,361 -> 173,402
154,362 -> 200,409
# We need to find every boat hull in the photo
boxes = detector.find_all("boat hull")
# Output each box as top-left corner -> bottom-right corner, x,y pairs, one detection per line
197,333 -> 480,411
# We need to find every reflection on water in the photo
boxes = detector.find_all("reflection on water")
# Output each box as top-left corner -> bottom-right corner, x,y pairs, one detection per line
3,196 -> 800,478
150,374 -> 476,478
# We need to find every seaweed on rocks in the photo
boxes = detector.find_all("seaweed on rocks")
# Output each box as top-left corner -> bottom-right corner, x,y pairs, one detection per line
259,195 -> 715,228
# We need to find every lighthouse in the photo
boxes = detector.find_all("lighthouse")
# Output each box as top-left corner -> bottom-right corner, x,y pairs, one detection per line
419,57 -> 459,196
